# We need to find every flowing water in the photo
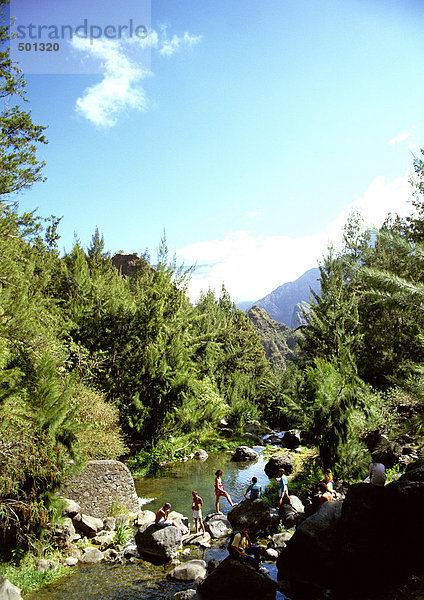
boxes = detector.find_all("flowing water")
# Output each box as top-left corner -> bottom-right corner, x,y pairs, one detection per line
25,449 -> 291,600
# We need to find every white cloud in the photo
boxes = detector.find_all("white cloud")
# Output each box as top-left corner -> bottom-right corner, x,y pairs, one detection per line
159,26 -> 203,56
72,37 -> 149,127
244,208 -> 267,219
72,27 -> 201,127
177,170 -> 413,304
388,126 -> 419,151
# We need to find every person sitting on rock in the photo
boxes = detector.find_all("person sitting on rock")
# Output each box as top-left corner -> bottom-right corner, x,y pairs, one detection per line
192,490 -> 205,534
228,527 -> 262,570
318,482 -> 333,506
155,503 -> 184,532
320,469 -> 334,493
277,468 -> 291,508
244,476 -> 262,501
369,458 -> 386,486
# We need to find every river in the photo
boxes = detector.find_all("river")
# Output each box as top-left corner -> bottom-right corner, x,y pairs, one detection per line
25,449 -> 291,600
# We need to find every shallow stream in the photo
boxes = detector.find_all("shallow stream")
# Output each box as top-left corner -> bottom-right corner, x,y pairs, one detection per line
26,449 -> 291,600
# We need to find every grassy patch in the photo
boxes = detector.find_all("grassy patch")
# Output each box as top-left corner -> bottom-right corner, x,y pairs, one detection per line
0,551 -> 66,594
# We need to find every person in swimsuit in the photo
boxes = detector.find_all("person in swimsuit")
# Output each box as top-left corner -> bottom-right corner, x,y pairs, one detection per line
155,503 -> 184,532
215,469 -> 235,513
192,490 -> 205,534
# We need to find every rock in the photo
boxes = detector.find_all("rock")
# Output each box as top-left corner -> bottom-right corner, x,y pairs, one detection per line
266,434 -> 283,445
103,517 -> 116,531
74,514 -> 104,538
265,547 -> 279,560
231,446 -> 259,462
52,517 -> 76,547
287,495 -> 304,514
135,523 -> 183,560
264,455 -> 294,478
277,501 -> 343,589
103,548 -> 119,561
245,422 -> 260,436
169,511 -> 189,532
399,465 -> 424,482
245,433 -> 260,443
123,543 -> 138,558
279,502 -> 297,528
203,514 -> 232,539
92,530 -> 115,550
281,430 -> 301,449
134,510 -> 156,526
0,578 -> 23,600
182,532 -> 211,546
116,514 -> 130,527
207,559 -> 220,573
194,449 -> 208,461
65,557 -> 78,566
220,428 -> 234,438
198,556 -> 277,600
406,459 -> 424,472
62,498 -> 81,518
36,559 -> 59,572
80,548 -> 104,564
227,499 -> 279,535
271,531 -> 292,548
168,559 -> 207,581
173,590 -> 198,600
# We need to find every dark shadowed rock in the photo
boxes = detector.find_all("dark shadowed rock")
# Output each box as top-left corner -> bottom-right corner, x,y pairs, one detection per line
264,455 -> 294,478
281,430 -> 301,449
197,556 -> 276,600
231,446 -> 259,462
399,465 -> 424,482
227,499 -> 279,535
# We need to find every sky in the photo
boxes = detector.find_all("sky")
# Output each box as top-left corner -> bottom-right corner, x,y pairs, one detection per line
6,0 -> 424,303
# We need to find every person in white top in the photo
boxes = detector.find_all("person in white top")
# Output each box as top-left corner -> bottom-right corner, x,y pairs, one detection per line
369,460 -> 386,486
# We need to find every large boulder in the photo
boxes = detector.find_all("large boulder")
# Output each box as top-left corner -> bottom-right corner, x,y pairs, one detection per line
281,430 -> 301,449
231,446 -> 259,462
277,501 -> 343,589
0,578 -> 23,600
399,465 -> 424,482
194,449 -> 208,461
80,547 -> 104,564
134,510 -> 156,526
135,523 -> 183,560
168,559 -> 207,582
227,499 -> 279,535
264,455 -> 294,478
203,514 -> 232,539
197,556 -> 277,600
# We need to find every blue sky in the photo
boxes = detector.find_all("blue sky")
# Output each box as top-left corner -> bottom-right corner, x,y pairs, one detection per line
8,0 -> 424,302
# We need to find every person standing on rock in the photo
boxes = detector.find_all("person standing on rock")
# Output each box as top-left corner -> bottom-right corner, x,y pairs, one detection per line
192,490 -> 205,534
244,476 -> 262,500
277,467 -> 291,508
369,458 -> 386,486
215,469 -> 235,513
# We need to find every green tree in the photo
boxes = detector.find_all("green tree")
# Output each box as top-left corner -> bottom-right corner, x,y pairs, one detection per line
0,5 -> 47,196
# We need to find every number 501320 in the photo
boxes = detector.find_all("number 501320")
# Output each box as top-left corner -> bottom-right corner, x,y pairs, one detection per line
18,42 -> 59,51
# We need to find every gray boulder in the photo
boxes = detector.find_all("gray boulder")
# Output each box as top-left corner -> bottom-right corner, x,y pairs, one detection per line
173,590 -> 198,600
168,559 -> 207,582
227,499 -> 279,535
103,516 -> 116,531
288,495 -> 304,514
134,510 -> 156,526
65,557 -> 78,566
135,523 -> 183,560
264,455 -> 294,478
182,532 -> 211,546
36,559 -> 59,572
0,578 -> 23,600
62,498 -> 81,518
399,465 -> 424,482
92,530 -> 115,550
231,446 -> 259,462
198,556 -> 277,600
245,422 -> 260,436
194,449 -> 208,461
203,514 -> 232,539
73,514 -> 103,538
80,547 -> 104,563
